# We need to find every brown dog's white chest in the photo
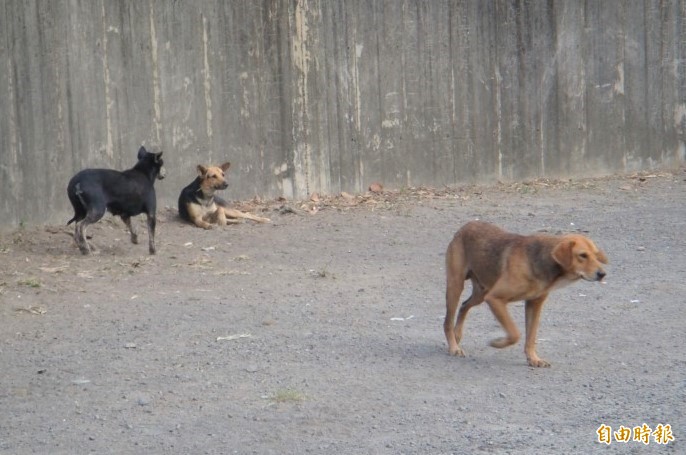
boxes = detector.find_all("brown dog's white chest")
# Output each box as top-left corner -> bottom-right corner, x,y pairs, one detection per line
196,195 -> 219,220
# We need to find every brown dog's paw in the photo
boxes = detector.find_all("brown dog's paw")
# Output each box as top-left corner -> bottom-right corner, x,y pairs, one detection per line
489,337 -> 518,349
527,357 -> 551,368
449,346 -> 466,357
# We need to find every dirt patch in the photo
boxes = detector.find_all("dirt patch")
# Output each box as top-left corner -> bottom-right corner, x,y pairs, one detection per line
1,170 -> 685,454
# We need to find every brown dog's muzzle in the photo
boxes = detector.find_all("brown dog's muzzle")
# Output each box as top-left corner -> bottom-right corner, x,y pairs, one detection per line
582,267 -> 606,281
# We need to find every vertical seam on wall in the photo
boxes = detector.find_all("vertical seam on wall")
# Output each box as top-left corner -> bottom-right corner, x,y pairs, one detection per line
202,13 -> 213,160
101,0 -> 114,160
149,0 -> 162,145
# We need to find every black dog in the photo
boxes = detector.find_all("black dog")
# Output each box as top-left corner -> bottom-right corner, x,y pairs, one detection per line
67,146 -> 165,255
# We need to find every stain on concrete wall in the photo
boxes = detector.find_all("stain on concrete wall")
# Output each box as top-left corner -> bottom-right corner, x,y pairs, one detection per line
0,0 -> 684,227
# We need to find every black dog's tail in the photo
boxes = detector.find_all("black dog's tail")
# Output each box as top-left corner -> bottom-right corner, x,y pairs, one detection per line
67,182 -> 87,225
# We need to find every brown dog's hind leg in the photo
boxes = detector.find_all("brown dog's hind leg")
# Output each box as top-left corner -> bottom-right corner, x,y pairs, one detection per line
524,296 -> 550,367
222,207 -> 271,223
453,280 -> 486,350
444,239 -> 469,356
444,278 -> 465,356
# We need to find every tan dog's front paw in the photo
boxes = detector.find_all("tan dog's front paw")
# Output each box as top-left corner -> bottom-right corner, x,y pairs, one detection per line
527,357 -> 551,368
449,346 -> 466,357
490,337 -> 518,349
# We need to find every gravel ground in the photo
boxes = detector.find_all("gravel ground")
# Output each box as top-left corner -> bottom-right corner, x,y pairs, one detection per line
1,169 -> 684,454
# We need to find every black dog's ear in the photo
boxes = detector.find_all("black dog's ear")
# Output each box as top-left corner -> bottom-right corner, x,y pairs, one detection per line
137,146 -> 148,160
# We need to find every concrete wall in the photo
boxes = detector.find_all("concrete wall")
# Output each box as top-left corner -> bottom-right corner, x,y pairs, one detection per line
1,0 -> 684,227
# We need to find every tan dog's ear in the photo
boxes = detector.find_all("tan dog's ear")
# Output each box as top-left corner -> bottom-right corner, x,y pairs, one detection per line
197,165 -> 208,177
220,162 -> 231,171
596,249 -> 609,264
552,239 -> 575,269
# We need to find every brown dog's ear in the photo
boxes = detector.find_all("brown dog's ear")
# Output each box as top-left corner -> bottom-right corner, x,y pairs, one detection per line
220,162 -> 231,171
197,165 -> 208,177
596,249 -> 609,264
551,239 -> 575,269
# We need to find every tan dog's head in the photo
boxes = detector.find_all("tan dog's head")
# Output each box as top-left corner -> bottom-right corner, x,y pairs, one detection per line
197,162 -> 231,195
552,235 -> 608,282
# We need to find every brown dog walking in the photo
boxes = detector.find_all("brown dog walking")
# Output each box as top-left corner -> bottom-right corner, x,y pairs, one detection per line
444,221 -> 608,367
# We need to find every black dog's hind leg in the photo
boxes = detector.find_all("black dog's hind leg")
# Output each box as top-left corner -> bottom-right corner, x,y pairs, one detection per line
122,216 -> 139,244
146,214 -> 156,254
76,204 -> 106,255
75,219 -> 93,254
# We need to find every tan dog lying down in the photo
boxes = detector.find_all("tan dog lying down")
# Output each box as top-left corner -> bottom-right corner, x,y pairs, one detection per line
178,163 -> 270,229
444,221 -> 608,367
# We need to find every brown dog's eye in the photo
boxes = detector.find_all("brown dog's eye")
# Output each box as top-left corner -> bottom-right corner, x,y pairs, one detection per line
579,252 -> 588,259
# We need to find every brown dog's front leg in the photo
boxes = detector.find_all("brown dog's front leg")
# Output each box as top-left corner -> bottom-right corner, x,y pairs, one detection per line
215,208 -> 228,227
524,296 -> 549,367
486,297 -> 520,349
197,219 -> 214,229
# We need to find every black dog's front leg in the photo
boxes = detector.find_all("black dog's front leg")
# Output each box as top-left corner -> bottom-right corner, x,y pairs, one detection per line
122,216 -> 139,244
146,214 -> 156,254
